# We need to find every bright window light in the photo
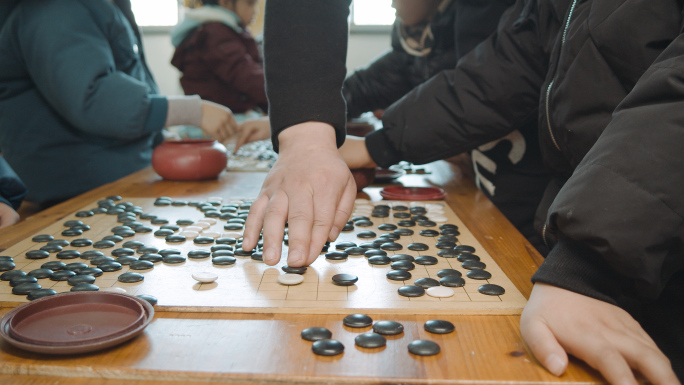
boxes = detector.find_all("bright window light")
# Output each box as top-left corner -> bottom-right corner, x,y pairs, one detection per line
130,0 -> 179,27
353,0 -> 395,26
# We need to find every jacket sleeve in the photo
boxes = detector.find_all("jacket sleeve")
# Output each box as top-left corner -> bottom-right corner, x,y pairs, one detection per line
264,0 -> 350,152
366,0 -> 559,168
533,33 -> 684,304
202,26 -> 268,107
16,1 -> 167,140
0,157 -> 27,211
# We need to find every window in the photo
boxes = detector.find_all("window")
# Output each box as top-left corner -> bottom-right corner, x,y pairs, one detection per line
351,0 -> 395,26
130,0 -> 179,27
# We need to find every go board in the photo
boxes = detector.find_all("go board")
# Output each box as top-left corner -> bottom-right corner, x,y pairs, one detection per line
0,196 -> 526,315
225,140 -> 277,172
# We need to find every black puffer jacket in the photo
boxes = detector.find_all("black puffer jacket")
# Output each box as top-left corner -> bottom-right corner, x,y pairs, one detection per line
343,0 -> 514,117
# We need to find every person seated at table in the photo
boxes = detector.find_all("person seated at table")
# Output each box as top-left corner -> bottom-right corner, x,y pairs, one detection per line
171,0 -> 267,114
0,0 -> 238,208
0,156 -> 27,229
248,0 -> 684,382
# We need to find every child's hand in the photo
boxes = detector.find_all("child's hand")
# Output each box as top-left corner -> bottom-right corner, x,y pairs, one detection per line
234,117 -> 272,153
338,136 -> 377,169
520,283 -> 679,385
0,202 -> 20,229
199,100 -> 238,143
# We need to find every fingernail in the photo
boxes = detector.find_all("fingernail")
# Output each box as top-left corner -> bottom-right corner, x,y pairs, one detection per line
328,225 -> 340,241
289,249 -> 304,266
263,248 -> 277,264
545,354 -> 565,376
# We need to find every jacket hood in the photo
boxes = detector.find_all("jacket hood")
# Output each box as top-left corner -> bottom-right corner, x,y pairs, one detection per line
171,5 -> 242,47
395,0 -> 453,57
0,0 -> 19,30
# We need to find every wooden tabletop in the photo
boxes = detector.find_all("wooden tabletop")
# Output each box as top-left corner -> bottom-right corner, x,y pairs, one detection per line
0,163 -> 602,384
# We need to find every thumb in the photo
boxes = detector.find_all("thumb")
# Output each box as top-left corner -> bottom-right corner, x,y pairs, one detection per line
520,316 -> 568,377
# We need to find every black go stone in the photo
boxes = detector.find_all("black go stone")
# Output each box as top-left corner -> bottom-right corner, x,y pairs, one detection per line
0,256 -> 12,261
282,266 -> 307,274
91,256 -> 115,265
457,253 -> 481,262
408,340 -> 440,356
114,229 -> 136,238
377,223 -> 397,231
386,270 -> 412,281
301,327 -> 332,341
355,333 -> 386,349
390,254 -> 414,262
75,211 -> 94,218
391,261 -> 415,271
415,256 -> 438,265
394,228 -> 414,236
27,289 -> 57,301
64,220 -> 84,227
352,216 -> 370,222
368,255 -> 391,265
0,260 -> 16,271
1,270 -> 26,281
437,269 -> 462,278
118,272 -> 144,283
154,200 -> 171,207
13,282 -> 42,295
122,241 -> 145,249
462,260 -> 487,270
188,250 -> 211,259
154,229 -> 174,237
111,225 -> 132,233
137,246 -> 159,255
393,212 -> 411,219
224,224 -> 244,231
440,224 -> 459,230
163,255 -> 186,264
193,236 -> 215,245
393,205 -> 409,211
414,277 -> 440,288
204,211 -> 221,218
441,228 -> 460,236
364,249 -> 387,258
212,250 -> 234,258
410,207 -> 427,215
408,243 -> 429,251
212,256 -> 237,265
98,261 -> 123,272
65,262 -> 89,272
311,339 -> 344,356
134,226 -> 154,234
10,276 -> 37,287
397,220 -> 416,227
424,319 -> 455,334
90,207 -> 107,214
26,250 -> 49,260
70,239 -> 93,247
32,234 -> 54,243
332,274 -> 358,286
398,285 -> 425,297
234,248 -> 253,257
466,270 -> 492,280
160,224 -> 180,232
140,213 -> 157,220
93,240 -> 116,249
343,313 -> 373,328
61,228 -> 83,237
334,241 -> 355,250
81,250 -> 104,260
440,276 -> 466,287
420,229 -> 440,237
435,241 -> 457,249
356,230 -> 377,239
112,248 -> 136,257
50,270 -> 76,281
479,284 -> 505,296
159,249 -> 181,257
455,245 -> 476,253
412,215 -> 429,222
42,261 -> 66,271
417,220 -> 437,227
171,201 -> 187,206
372,320 -> 404,335
139,254 -> 163,263
250,252 -> 263,261
48,239 -> 71,247
130,260 -> 154,270
116,256 -> 138,265
71,224 -> 91,232
165,235 -> 187,243
378,233 -> 400,241
137,294 -> 158,306
102,235 -> 124,243
71,283 -> 99,292
344,247 -> 365,256
380,242 -> 403,251
374,204 -> 390,210
359,242 -> 379,250
341,223 -> 355,232
325,251 -> 348,261
151,218 -> 170,225
216,237 -> 237,245
371,211 -> 389,218
437,249 -> 459,258
211,245 -> 233,252
177,219 -> 194,226
355,219 -> 374,227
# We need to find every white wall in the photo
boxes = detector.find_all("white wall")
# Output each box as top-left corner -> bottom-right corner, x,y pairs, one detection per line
141,32 -> 392,96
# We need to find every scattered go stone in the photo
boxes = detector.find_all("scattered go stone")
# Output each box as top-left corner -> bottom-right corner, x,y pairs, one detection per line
398,285 -> 425,297
130,260 -> 154,270
193,236 -> 215,245
355,219 -> 374,227
77,267 -> 103,277
122,240 -> 145,249
332,274 -> 358,286
393,205 -> 409,211
437,269 -> 462,278
64,220 -> 84,227
212,256 -> 236,265
163,255 -> 186,264
325,251 -> 348,261
372,320 -> 404,335
212,250 -> 234,258
26,250 -> 49,260
27,289 -> 57,301
368,255 -> 391,265
192,272 -> 218,283
397,220 -> 416,227
335,241 -> 356,250
414,277 -> 440,288
352,216 -> 370,222
364,249 -> 387,257
341,223 -> 355,232
223,224 -> 244,231
10,276 -> 37,287
41,261 -> 66,271
13,282 -> 42,295
116,256 -> 138,265
408,340 -> 440,356
457,253 -> 480,262
426,286 -> 455,298
359,242 -> 378,250
28,268 -> 53,279
439,276 -> 466,287
93,240 -> 116,249
1,270 -> 27,281
216,237 -> 237,245
0,260 -> 15,271
135,226 -> 154,234
154,229 -> 174,237
390,261 -> 415,271
344,247 -> 365,256
250,252 -> 263,261
140,214 -> 157,221
356,230 -> 377,239
50,270 -> 76,281
177,219 -> 194,226
71,283 -> 99,292
75,211 -> 94,217
390,254 -> 414,262
48,239 -> 71,247
61,228 -> 83,237
408,243 -> 429,251
377,223 -> 398,231
386,270 -> 412,281
439,224 -> 458,230
137,246 -> 159,255
56,250 -> 80,260
151,218 -> 170,225
417,220 -> 437,227
414,255 -> 438,265
234,248 -> 253,257
139,253 -> 163,263
441,228 -> 460,236
435,241 -> 456,249
478,284 -> 505,296
437,249 -> 459,258
393,212 -> 411,219
343,314 -> 373,328
466,270 -> 492,280
211,245 -> 233,252
188,250 -> 211,259
118,272 -> 144,283
160,224 -> 180,232
0,256 -> 13,261
355,332 -> 386,349
111,248 -> 135,257
312,339 -> 344,356
282,266 -> 307,274
114,229 -> 136,237
68,274 -> 96,286
301,327 -> 332,341
165,235 -> 187,243
137,294 -> 158,306
462,260 -> 486,270
159,249 -> 181,257
32,234 -> 54,243
278,273 -> 304,285
419,229 -> 440,237
455,245 -> 475,253
394,228 -> 414,236
424,319 -> 455,334
91,256 -> 115,266
378,233 -> 400,241
380,242 -> 403,251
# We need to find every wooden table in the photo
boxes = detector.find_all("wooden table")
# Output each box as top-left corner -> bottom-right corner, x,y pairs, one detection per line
0,163 -> 602,384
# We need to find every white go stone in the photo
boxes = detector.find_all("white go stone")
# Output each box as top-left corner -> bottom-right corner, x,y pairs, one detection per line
201,231 -> 221,239
429,215 -> 449,223
207,196 -> 223,202
195,222 -> 211,230
102,287 -> 127,294
221,232 -> 243,238
185,226 -> 203,232
410,201 -> 427,208
180,230 -> 200,239
197,218 -> 217,225
277,273 -> 304,285
426,286 -> 455,298
426,203 -> 444,210
192,272 -> 218,283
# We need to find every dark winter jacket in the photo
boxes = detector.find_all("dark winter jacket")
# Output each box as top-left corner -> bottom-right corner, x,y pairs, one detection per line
0,157 -> 26,210
171,6 -> 267,113
0,0 -> 166,206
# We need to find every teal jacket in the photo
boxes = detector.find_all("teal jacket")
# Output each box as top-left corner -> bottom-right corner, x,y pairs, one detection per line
0,0 -> 167,205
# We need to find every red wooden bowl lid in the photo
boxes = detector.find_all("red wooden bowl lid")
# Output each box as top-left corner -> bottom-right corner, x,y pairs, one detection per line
380,186 -> 446,201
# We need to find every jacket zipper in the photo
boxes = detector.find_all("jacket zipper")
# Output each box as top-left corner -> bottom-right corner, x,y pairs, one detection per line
545,0 -> 578,152
542,223 -> 550,249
